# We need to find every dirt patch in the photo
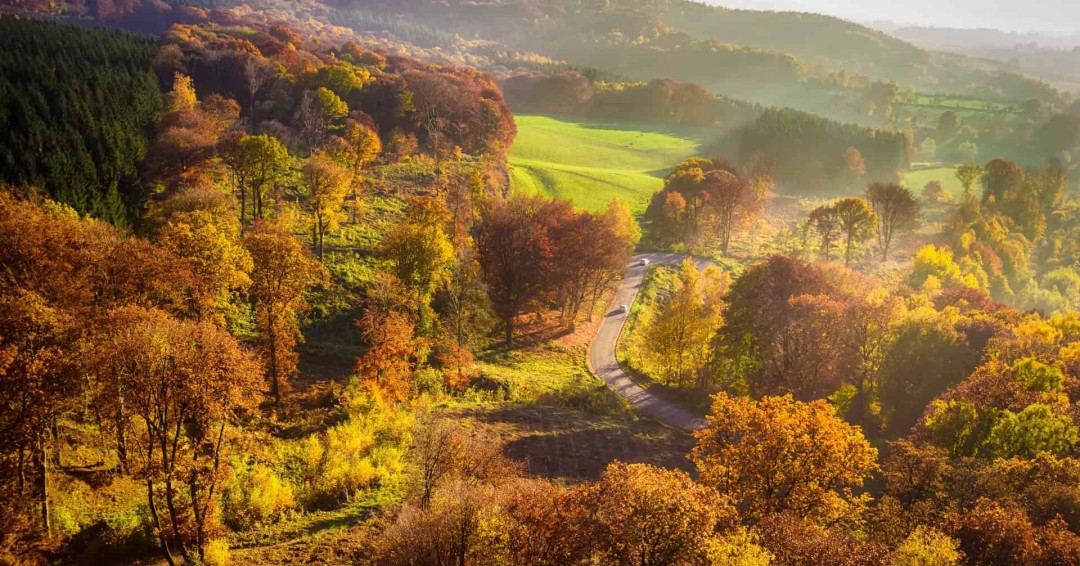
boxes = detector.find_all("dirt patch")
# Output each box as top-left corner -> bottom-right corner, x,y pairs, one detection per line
447,404 -> 696,483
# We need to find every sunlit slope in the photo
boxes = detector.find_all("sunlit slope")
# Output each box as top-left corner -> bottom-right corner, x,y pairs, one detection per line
509,115 -> 704,213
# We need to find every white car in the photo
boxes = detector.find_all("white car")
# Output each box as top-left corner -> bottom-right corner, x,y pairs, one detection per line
618,304 -> 629,314
639,258 -> 650,267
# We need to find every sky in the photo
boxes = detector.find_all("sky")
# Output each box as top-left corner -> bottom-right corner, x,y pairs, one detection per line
710,0 -> 1080,35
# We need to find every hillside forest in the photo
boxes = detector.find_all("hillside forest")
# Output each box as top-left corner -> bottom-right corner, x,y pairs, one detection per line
5,1 -> 1080,566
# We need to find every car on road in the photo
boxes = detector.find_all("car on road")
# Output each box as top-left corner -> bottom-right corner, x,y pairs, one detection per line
639,258 -> 650,266
618,304 -> 629,314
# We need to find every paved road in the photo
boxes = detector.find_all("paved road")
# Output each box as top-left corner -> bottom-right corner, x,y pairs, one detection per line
588,253 -> 711,431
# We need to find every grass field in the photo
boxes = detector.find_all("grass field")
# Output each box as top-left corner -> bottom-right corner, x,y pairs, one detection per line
508,115 -> 706,213
904,166 -> 962,198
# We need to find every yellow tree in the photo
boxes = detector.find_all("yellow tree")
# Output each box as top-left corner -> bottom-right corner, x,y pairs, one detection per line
300,154 -> 349,260
833,197 -> 878,266
325,122 -> 382,223
156,210 -> 252,325
642,259 -> 721,389
244,222 -> 328,405
381,198 -> 455,333
692,393 -> 879,525
602,196 -> 641,253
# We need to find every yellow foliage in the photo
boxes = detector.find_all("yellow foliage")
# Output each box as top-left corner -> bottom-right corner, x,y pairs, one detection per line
203,538 -> 231,566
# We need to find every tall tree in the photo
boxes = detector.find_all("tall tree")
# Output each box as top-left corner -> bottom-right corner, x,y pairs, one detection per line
703,169 -> 759,255
300,154 -> 349,260
833,197 -> 878,266
808,204 -> 841,260
473,196 -> 554,345
244,223 -> 328,405
642,260 -> 721,388
955,163 -> 983,198
381,197 -> 456,331
100,307 -> 261,566
865,182 -> 919,261
325,122 -> 382,223
156,210 -> 252,325
224,134 -> 291,228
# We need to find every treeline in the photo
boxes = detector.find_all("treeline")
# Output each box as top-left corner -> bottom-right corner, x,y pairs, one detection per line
0,17 -> 163,225
733,108 -> 910,192
159,24 -> 516,162
502,72 -> 762,128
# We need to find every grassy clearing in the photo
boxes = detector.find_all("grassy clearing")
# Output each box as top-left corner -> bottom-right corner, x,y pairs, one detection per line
904,166 -> 961,198
508,114 -> 705,213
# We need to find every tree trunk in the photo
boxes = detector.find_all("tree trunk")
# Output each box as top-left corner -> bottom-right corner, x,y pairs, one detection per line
269,325 -> 280,406
504,318 -> 514,346
845,236 -> 853,266
115,397 -> 128,473
239,186 -> 247,232
36,433 -> 50,537
148,477 -> 178,566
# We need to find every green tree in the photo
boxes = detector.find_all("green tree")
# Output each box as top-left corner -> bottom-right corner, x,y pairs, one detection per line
225,134 -> 291,228
955,163 -> 983,198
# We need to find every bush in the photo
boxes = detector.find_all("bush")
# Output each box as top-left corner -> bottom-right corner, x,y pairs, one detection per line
222,462 -> 297,531
204,538 -> 231,566
288,393 -> 413,509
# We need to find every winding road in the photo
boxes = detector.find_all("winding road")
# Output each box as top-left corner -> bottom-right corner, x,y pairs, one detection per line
588,253 -> 712,431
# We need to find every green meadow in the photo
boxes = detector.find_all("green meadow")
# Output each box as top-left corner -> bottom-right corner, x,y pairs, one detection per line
508,114 -> 705,213
904,166 -> 962,198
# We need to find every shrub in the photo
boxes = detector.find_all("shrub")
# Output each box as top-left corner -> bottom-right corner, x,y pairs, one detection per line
222,462 -> 297,530
204,538 -> 231,566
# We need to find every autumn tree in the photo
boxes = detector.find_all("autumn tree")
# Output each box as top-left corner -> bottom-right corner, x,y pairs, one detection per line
381,197 -> 456,331
922,180 -> 948,204
703,169 -> 759,255
223,134 -> 291,228
602,196 -> 642,254
579,462 -> 738,565
716,255 -> 838,397
156,209 -> 252,325
808,204 -> 841,260
296,87 -> 348,155
474,196 -> 555,345
149,74 -> 240,190
244,222 -> 328,405
355,307 -> 427,403
833,197 -> 878,266
300,153 -> 349,260
0,291 -> 80,536
548,208 -> 630,328
865,182 -> 919,261
692,393 -> 879,525
436,243 -> 495,351
99,306 -> 261,566
641,260 -> 725,388
325,122 -> 381,223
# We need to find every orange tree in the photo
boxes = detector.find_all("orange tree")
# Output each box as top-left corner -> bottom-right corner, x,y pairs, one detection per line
692,393 -> 879,525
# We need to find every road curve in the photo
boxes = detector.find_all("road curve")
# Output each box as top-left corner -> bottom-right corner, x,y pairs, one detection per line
588,253 -> 711,431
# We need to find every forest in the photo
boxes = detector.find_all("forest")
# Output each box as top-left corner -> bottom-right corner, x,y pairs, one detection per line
5,0 -> 1080,565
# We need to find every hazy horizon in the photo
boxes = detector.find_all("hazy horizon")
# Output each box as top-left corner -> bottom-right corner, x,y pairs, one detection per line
711,0 -> 1080,36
